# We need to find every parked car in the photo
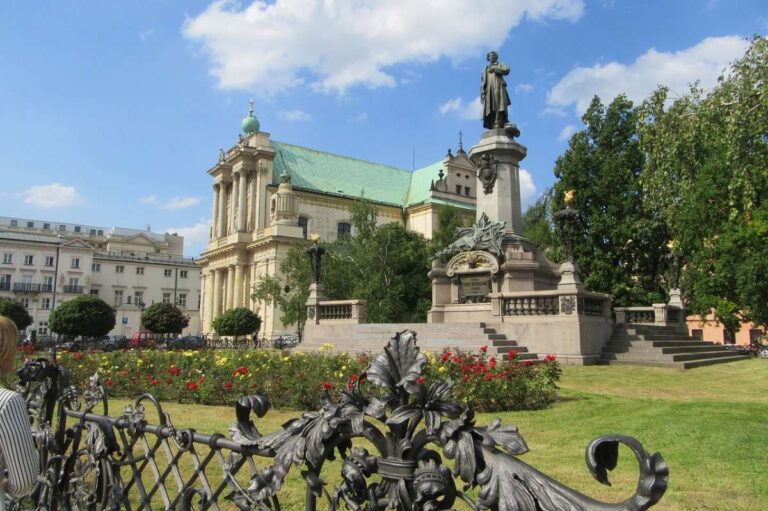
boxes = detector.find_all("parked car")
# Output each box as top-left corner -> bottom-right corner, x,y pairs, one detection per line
272,335 -> 299,349
101,335 -> 128,352
163,335 -> 206,350
130,331 -> 155,349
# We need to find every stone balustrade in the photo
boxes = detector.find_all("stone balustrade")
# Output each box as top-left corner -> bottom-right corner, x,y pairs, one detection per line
310,299 -> 366,323
490,289 -> 612,319
614,304 -> 685,327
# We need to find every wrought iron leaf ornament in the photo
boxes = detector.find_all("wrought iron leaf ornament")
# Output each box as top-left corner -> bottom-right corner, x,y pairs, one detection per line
11,331 -> 669,511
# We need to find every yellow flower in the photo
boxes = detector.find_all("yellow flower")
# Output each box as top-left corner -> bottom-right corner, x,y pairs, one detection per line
341,365 -> 347,371
282,356 -> 290,362
438,366 -> 447,373
338,372 -> 344,378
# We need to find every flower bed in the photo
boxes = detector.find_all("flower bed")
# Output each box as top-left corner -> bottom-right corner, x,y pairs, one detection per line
18,344 -> 560,412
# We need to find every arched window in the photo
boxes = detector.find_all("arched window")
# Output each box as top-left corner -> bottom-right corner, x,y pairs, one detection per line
337,221 -> 351,238
298,216 -> 309,239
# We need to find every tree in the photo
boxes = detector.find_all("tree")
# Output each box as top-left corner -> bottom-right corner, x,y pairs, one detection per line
212,308 -> 261,340
141,303 -> 189,336
553,94 -> 668,306
0,298 -> 33,332
639,36 -> 768,331
521,188 -> 562,261
48,295 -> 116,338
430,204 -> 472,254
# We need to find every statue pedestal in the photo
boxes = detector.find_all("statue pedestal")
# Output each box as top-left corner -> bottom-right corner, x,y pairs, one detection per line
557,260 -> 583,291
469,129 -> 527,234
306,283 -> 325,325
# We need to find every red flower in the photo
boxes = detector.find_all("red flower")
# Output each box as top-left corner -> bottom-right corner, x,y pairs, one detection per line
165,378 -> 172,384
130,379 -> 137,385
507,350 -> 517,361
440,351 -> 452,362
321,382 -> 333,391
479,345 -> 488,353
197,376 -> 205,383
185,382 -> 198,391
544,354 -> 557,362
104,379 -> 113,387
485,372 -> 494,380
346,373 -> 359,390
415,377 -> 425,384
72,351 -> 83,360
523,360 -> 534,367
488,357 -> 497,369
149,378 -> 159,386
168,367 -> 181,377
223,382 -> 234,391
232,366 -> 249,377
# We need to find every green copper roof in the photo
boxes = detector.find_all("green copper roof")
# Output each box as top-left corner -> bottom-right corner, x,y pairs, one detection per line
271,141 -> 466,209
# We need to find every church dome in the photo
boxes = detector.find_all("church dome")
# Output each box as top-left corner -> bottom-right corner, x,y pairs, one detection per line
241,99 -> 260,135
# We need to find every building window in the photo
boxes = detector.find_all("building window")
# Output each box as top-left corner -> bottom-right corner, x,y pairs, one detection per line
162,292 -> 171,304
116,265 -> 124,274
114,290 -> 123,306
749,329 -> 764,344
59,225 -> 66,231
456,185 -> 462,194
41,298 -> 51,310
177,293 -> 187,308
136,267 -> 145,275
691,329 -> 703,340
197,292 -> 201,309
2,253 -> 12,264
180,270 -> 188,278
26,221 -> 34,228
90,288 -> 99,296
92,263 -> 101,272
74,226 -> 81,233
42,276 -> 53,292
97,230 -> 103,236
298,216 -> 309,239
337,222 -> 351,238
0,274 -> 10,291
43,223 -> 50,230
464,186 -> 470,196
10,219 -> 17,227
19,298 -> 29,308
24,255 -> 33,265
135,292 -> 144,307
68,277 -> 79,288
126,295 -> 131,304
723,329 -> 734,344
71,258 -> 80,269
164,269 -> 172,277
89,229 -> 96,235
38,321 -> 48,335
44,256 -> 54,267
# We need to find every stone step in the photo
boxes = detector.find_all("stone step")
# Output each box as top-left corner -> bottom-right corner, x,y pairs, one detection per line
607,341 -> 720,350
603,350 -> 739,363
491,339 -> 519,348
605,345 -> 729,355
681,355 -> 749,369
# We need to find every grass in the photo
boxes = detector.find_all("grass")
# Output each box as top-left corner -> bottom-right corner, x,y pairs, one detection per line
103,359 -> 768,510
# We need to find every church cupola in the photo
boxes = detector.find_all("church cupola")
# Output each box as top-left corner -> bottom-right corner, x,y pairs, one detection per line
241,98 -> 260,135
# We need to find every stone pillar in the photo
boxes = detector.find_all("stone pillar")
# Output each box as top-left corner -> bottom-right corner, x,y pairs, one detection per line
233,264 -> 244,308
204,270 -> 214,330
468,129 -> 527,234
211,184 -> 219,239
248,171 -> 257,232
231,176 -> 240,234
243,264 -> 252,309
238,171 -> 247,232
217,183 -> 227,239
212,268 -> 222,319
226,265 -> 235,309
557,261 -> 582,291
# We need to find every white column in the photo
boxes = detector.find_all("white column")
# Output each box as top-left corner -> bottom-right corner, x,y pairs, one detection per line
238,171 -> 247,232
233,264 -> 243,308
217,183 -> 227,238
226,265 -> 235,309
212,269 -> 222,319
204,271 -> 214,331
210,184 -> 219,239
248,170 -> 257,232
231,177 -> 239,233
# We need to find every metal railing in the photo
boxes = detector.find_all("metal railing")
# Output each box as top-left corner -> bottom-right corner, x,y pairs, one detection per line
0,281 -> 9,291
62,285 -> 84,294
13,282 -> 41,293
7,332 -> 669,511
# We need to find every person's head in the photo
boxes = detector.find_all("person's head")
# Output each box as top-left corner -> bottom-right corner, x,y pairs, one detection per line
487,51 -> 498,63
0,315 -> 18,376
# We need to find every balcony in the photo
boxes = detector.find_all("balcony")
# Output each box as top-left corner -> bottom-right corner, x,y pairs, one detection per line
41,284 -> 54,292
13,283 -> 41,293
0,282 -> 10,291
62,285 -> 84,294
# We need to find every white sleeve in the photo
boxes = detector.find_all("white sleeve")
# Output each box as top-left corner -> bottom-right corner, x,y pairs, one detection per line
0,393 -> 38,498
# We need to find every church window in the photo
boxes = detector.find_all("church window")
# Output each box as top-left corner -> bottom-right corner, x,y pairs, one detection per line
338,222 -> 351,238
298,217 -> 309,239
456,185 -> 462,194
465,186 -> 470,196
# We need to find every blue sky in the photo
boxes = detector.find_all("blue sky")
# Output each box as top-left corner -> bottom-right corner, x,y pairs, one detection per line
1,1 -> 765,256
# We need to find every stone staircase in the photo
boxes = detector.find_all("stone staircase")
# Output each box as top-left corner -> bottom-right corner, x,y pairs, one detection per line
601,324 -> 749,369
300,322 -> 537,359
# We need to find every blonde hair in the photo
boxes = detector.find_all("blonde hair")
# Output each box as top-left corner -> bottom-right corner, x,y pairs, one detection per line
0,315 -> 18,364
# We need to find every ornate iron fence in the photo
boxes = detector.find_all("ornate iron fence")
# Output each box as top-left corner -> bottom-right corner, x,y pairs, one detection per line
8,331 -> 669,510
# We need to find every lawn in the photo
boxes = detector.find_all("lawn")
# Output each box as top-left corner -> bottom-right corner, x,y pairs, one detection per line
105,359 -> 768,510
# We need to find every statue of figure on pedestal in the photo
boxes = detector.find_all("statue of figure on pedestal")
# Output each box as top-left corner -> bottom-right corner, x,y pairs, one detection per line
480,51 -> 511,130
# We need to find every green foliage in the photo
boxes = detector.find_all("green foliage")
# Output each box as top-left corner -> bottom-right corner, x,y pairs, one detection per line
212,307 -> 261,339
48,295 -> 116,338
521,188 -> 562,261
0,297 -> 33,331
349,193 -> 378,240
430,204 -> 471,254
639,35 -> 768,330
252,246 -> 312,334
141,303 -> 189,335
553,95 -> 668,306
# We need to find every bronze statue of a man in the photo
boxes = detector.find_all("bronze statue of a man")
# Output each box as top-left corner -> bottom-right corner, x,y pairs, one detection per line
481,51 -> 511,130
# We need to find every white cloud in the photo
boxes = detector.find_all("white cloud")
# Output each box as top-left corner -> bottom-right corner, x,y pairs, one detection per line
540,106 -> 568,117
165,220 -> 211,256
519,169 -> 536,208
22,183 -> 82,208
558,124 -> 578,142
514,83 -> 534,94
548,35 -> 749,115
278,109 -> 311,122
183,0 -> 584,94
140,195 -> 200,210
438,96 -> 482,120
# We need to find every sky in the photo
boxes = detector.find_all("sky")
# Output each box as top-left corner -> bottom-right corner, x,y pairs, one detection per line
1,1 -> 765,256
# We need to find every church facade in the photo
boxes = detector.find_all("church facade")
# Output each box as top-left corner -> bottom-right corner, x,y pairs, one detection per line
198,106 -> 476,338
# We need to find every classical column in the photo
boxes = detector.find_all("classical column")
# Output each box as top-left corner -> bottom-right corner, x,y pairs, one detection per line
212,268 -> 222,319
243,264 -> 252,309
231,176 -> 239,233
238,170 -> 247,232
204,270 -> 214,328
226,265 -> 235,309
211,184 -> 219,239
248,170 -> 257,232
233,264 -> 244,308
217,183 -> 227,238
